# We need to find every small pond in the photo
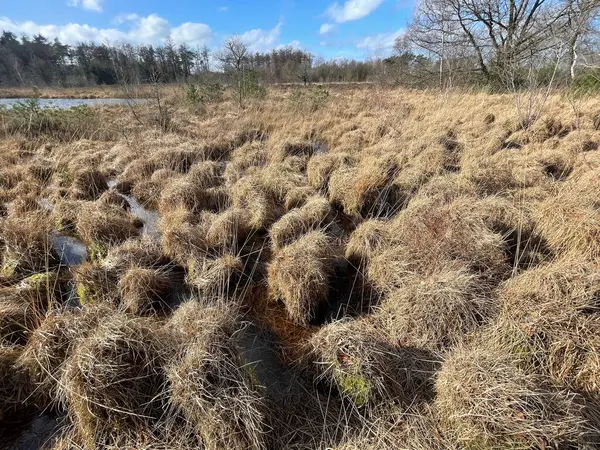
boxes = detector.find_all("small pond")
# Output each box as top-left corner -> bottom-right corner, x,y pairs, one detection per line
0,98 -> 147,109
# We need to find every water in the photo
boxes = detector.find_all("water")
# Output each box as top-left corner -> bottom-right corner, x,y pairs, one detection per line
50,232 -> 88,266
0,98 -> 146,109
108,179 -> 160,239
0,414 -> 60,450
313,141 -> 329,154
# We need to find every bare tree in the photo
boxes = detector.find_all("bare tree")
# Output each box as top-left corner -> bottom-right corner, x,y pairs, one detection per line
217,36 -> 249,106
565,0 -> 600,80
297,53 -> 313,85
407,0 -> 600,83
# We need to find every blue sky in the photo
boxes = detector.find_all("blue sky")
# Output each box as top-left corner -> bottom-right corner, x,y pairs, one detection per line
0,0 -> 415,60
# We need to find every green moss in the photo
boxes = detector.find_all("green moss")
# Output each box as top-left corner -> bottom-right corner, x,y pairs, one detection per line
337,373 -> 372,407
22,272 -> 58,289
89,243 -> 108,263
76,282 -> 94,305
1,259 -> 18,278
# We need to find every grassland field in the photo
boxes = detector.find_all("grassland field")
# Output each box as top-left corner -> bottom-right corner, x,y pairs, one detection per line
1,84 -> 600,449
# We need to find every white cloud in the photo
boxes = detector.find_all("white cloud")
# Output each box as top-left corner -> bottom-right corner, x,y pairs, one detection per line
325,0 -> 384,23
171,22 -> 213,47
68,0 -> 103,12
113,13 -> 140,25
0,15 -> 213,47
218,6 -> 228,12
239,22 -> 282,52
356,28 -> 404,53
319,23 -> 336,35
275,39 -> 302,50
130,14 -> 171,43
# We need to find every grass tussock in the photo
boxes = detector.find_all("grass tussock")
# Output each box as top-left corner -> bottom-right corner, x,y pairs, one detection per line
497,256 -> 600,394
0,346 -> 29,421
310,317 -> 439,407
69,169 -> 108,201
435,340 -> 593,448
374,264 -> 496,350
0,292 -> 36,345
167,304 -> 270,450
119,267 -> 172,315
17,307 -> 102,409
269,196 -> 333,250
59,314 -> 171,448
75,202 -> 139,249
268,231 -> 339,325
0,212 -> 58,279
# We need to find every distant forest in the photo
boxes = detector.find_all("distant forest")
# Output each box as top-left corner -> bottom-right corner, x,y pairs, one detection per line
0,31 -> 416,88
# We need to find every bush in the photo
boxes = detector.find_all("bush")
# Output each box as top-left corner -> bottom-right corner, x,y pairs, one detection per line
572,69 -> 600,95
186,81 -> 225,105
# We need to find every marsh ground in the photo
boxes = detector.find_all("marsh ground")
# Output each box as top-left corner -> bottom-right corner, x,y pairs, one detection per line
1,85 -> 600,449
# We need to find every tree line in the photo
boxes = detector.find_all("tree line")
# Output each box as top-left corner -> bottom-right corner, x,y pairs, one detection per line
0,31 -> 383,88
0,0 -> 599,90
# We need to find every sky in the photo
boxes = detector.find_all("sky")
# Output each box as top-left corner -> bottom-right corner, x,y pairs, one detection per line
0,0 -> 415,60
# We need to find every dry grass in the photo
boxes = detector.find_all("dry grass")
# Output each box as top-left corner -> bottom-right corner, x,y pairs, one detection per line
59,314 -> 171,448
268,231 -> 339,325
1,85 -> 600,448
310,317 -> 439,407
0,345 -> 29,421
167,303 -> 270,450
435,339 -> 593,448
69,169 -> 108,201
496,256 -> 600,395
374,264 -> 497,350
269,196 -> 333,250
17,307 -> 102,409
119,267 -> 172,315
75,202 -> 139,249
0,211 -> 58,278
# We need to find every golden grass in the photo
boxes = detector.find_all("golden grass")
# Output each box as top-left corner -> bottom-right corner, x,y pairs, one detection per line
435,338 -> 593,448
1,85 -> 600,448
268,231 -> 339,325
167,303 -> 269,450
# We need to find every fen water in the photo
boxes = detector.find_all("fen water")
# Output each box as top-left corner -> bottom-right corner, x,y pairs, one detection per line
0,98 -> 146,109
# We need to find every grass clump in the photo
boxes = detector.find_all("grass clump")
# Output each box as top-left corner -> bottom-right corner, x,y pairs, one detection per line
374,265 -> 497,350
435,340 -> 593,448
310,318 -> 438,407
187,254 -> 246,301
167,304 -> 270,450
74,262 -> 119,306
119,267 -> 172,315
17,307 -> 102,409
59,314 -> 171,448
0,292 -> 36,345
0,346 -> 30,421
268,231 -> 338,325
0,212 -> 58,279
269,196 -> 333,251
76,202 -> 139,248
69,169 -> 108,201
